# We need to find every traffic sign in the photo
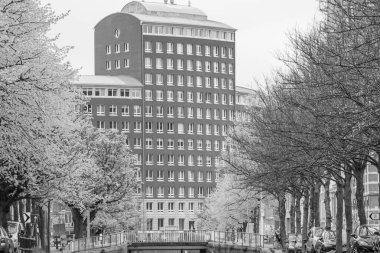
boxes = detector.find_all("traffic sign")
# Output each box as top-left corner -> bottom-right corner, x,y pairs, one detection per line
369,213 -> 380,220
23,212 -> 31,223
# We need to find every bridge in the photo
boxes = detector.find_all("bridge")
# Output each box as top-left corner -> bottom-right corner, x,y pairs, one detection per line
68,230 -> 267,253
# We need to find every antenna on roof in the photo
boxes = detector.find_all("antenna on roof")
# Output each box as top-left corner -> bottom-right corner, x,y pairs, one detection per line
188,0 -> 191,6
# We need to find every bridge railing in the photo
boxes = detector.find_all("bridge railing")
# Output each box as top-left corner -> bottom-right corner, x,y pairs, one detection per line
69,230 -> 265,252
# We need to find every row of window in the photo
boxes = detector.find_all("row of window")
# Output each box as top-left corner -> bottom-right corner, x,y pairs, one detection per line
143,170 -> 215,182
106,59 -> 130,70
144,41 -> 234,58
133,154 -> 228,168
97,121 -> 232,136
144,217 -> 195,231
105,43 -> 129,54
145,90 -> 234,104
145,186 -> 213,198
144,74 -> 234,90
135,138 -> 227,151
91,104 -> 234,119
82,88 -> 141,98
146,202 -> 204,213
135,153 -> 222,167
144,58 -> 234,74
142,25 -> 235,42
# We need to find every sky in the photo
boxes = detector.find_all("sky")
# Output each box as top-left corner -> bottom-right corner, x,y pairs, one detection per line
40,0 -> 321,88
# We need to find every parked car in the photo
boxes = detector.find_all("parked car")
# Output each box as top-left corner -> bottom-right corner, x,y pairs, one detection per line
287,233 -> 303,253
6,222 -> 24,252
0,226 -> 14,253
305,227 -> 324,253
350,224 -> 380,253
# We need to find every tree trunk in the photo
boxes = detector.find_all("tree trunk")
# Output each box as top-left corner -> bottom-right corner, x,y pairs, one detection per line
344,167 -> 353,253
335,183 -> 344,253
314,182 -> 321,227
0,200 -> 11,227
302,190 -> 309,253
38,205 -> 47,251
353,161 -> 367,225
290,195 -> 296,234
295,194 -> 302,234
278,192 -> 287,252
72,207 -> 86,239
324,178 -> 332,230
308,184 -> 315,230
13,202 -> 19,221
19,200 -> 25,225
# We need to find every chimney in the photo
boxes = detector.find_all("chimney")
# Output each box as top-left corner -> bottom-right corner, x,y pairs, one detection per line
164,0 -> 168,3
188,1 -> 191,6
170,0 -> 174,4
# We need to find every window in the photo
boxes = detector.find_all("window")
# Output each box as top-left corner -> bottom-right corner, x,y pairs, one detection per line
206,108 -> 211,119
168,139 -> 174,149
187,60 -> 193,71
179,202 -> 185,212
168,171 -> 175,181
144,41 -> 152,52
145,90 -> 152,101
222,140 -> 227,151
95,88 -> 105,96
228,48 -> 234,58
188,171 -> 194,182
188,188 -> 195,199
167,58 -> 174,69
145,57 -> 152,68
229,79 -> 234,90
205,45 -> 210,56
167,91 -> 174,102
145,122 -> 153,133
187,44 -> 193,55
178,107 -> 184,118
222,109 -> 227,120
96,121 -> 105,129
167,74 -> 174,85
198,187 -> 204,197
124,59 -> 130,68
82,88 -> 93,96
124,42 -> 129,52
156,42 -> 163,53
196,45 -> 202,56
221,63 -> 226,74
157,139 -> 164,150
145,138 -> 153,149
197,123 -> 203,135
229,94 -> 234,105
205,77 -> 211,88
196,76 -> 202,87
177,43 -> 183,54
214,124 -> 220,135
188,139 -> 194,150
206,124 -> 212,135
96,105 -> 105,115
115,44 -> 120,53
108,89 -> 117,97
214,140 -> 220,151
122,122 -> 129,132
187,76 -> 194,86
213,62 -> 219,73
156,90 -> 164,101
134,137 -> 141,149
213,46 -> 219,57
133,105 -> 141,116
187,92 -> 194,103
197,155 -> 203,166
178,154 -> 185,166
188,123 -> 194,134
221,47 -> 226,58
205,61 -> 211,72
222,94 -> 227,105
206,156 -> 212,167
178,122 -> 184,133
213,77 -> 219,88
146,170 -> 153,181
196,60 -> 202,71
167,42 -> 174,53
106,45 -> 111,54
158,187 -> 164,198
106,61 -> 111,70
197,139 -> 203,150
196,92 -> 202,103
121,105 -> 129,116
206,140 -> 212,150
156,106 -> 164,117
214,94 -> 219,104
177,75 -> 184,86
157,122 -> 164,133
207,187 -> 213,197
196,108 -> 202,119
229,63 -> 234,74
168,202 -> 175,212
168,154 -> 175,165
146,202 -> 153,212
145,73 -> 152,84
109,105 -> 117,116
177,59 -> 183,70
179,171 -> 185,181
221,78 -> 227,89
156,58 -> 163,69
157,170 -> 164,181
167,107 -> 174,118
178,139 -> 184,150
146,186 -> 153,197
207,171 -> 212,182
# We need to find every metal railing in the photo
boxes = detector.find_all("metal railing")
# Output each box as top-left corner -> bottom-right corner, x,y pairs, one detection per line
69,230 -> 265,252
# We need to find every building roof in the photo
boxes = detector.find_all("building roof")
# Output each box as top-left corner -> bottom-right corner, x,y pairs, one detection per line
129,13 -> 235,30
236,86 -> 256,95
121,1 -> 207,20
72,75 -> 143,88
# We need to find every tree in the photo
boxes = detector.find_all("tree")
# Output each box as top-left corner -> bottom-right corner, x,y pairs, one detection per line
0,0 -> 86,227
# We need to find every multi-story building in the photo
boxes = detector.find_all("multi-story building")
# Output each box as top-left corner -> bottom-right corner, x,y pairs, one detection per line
74,0 -> 236,231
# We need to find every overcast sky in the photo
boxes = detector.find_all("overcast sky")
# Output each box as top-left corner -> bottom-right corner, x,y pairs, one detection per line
40,0 -> 320,88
